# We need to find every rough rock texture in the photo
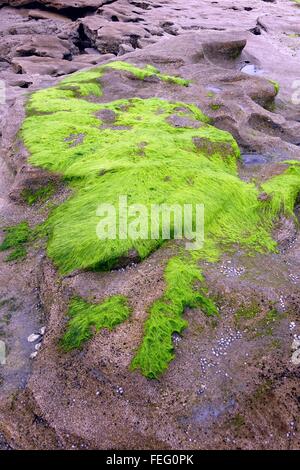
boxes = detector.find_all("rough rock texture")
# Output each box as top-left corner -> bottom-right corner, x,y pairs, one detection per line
0,0 -> 300,116
0,0 -> 106,9
0,0 -> 300,451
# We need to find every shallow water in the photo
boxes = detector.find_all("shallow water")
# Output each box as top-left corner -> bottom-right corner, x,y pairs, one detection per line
241,153 -> 269,165
0,154 -> 42,396
206,85 -> 222,94
192,398 -> 236,424
240,64 -> 264,76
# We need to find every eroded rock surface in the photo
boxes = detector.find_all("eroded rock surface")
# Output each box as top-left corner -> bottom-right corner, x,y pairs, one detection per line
0,0 -> 300,451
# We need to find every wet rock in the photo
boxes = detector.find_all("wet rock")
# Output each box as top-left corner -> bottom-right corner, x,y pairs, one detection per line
242,153 -> 269,165
1,0 -> 300,453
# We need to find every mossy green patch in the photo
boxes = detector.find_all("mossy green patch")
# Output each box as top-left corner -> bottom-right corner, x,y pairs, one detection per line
210,103 -> 222,111
262,163 -> 300,217
0,221 -> 31,262
103,61 -> 190,86
268,79 -> 280,96
39,60 -> 189,101
5,245 -> 27,262
22,183 -> 56,206
255,308 -> 283,337
231,413 -> 245,431
20,61 -> 300,378
131,256 -> 218,378
253,378 -> 273,402
61,295 -> 131,351
23,80 -> 250,276
235,303 -> 260,323
287,33 -> 300,38
22,78 -> 281,277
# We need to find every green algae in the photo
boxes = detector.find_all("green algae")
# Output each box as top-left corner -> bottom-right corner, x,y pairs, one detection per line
42,60 -> 189,100
255,308 -> 283,338
235,303 -> 260,323
61,295 -> 131,351
252,378 -> 273,402
22,82 -> 275,277
231,413 -> 245,431
23,87 -> 247,276
0,222 -> 31,262
262,163 -> 300,217
210,103 -> 222,111
103,61 -> 190,86
22,183 -> 56,206
5,246 -> 27,262
268,79 -> 280,96
20,61 -> 300,378
0,222 -> 30,251
59,68 -> 104,97
131,256 -> 218,378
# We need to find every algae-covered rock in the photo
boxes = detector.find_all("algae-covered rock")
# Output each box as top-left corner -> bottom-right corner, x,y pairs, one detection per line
1,28 -> 300,451
19,59 -> 300,379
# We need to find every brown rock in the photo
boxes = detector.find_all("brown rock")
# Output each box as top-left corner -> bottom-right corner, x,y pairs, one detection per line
0,0 -> 108,10
14,35 -> 74,60
11,56 -> 91,76
80,16 -> 147,54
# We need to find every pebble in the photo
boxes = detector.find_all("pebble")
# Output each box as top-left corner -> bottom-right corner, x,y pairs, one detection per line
292,338 -> 300,350
30,351 -> 37,359
40,326 -> 46,335
27,333 -> 41,343
35,342 -> 41,351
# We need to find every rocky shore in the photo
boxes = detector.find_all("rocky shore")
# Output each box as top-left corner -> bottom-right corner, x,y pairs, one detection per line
0,0 -> 300,450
